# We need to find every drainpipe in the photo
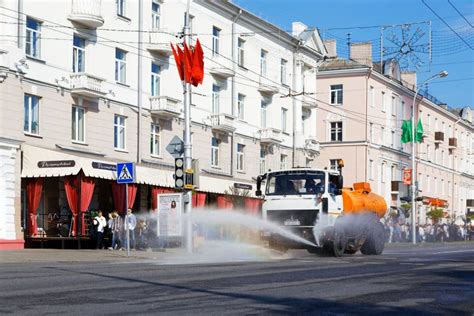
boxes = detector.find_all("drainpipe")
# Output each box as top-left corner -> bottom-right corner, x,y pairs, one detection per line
292,43 -> 302,168
137,0 -> 143,163
17,0 -> 22,48
230,9 -> 242,177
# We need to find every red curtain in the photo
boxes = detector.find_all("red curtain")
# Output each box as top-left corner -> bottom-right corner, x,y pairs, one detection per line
192,192 -> 207,208
151,186 -> 174,210
26,178 -> 43,237
80,176 -> 95,235
245,198 -> 262,215
64,176 -> 79,236
112,182 -> 138,215
217,195 -> 233,209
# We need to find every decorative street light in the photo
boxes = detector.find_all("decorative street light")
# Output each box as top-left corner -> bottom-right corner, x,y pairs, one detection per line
411,70 -> 448,245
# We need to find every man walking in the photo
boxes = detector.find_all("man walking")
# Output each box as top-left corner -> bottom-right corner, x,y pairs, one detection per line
93,211 -> 107,249
124,209 -> 137,250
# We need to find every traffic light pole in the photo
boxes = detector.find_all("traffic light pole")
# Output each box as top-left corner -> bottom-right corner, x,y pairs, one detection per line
183,0 -> 193,254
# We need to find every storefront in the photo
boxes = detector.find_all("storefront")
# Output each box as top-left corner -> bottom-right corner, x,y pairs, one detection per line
20,145 -> 262,248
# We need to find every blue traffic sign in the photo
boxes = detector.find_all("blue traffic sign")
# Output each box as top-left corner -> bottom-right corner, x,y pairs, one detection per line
117,162 -> 135,184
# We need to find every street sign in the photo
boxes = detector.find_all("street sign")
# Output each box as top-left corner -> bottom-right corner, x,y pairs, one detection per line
403,168 -> 412,185
117,162 -> 135,184
234,183 -> 252,190
166,135 -> 184,158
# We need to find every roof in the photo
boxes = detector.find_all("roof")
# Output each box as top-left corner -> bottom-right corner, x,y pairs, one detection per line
319,58 -> 368,71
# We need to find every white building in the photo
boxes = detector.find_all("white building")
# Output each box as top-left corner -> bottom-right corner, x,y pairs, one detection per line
0,0 -> 327,248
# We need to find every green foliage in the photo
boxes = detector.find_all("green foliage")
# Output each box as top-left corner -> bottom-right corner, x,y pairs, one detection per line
427,208 -> 444,220
400,203 -> 411,210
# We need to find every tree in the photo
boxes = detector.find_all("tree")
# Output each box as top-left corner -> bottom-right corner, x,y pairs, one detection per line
427,208 -> 444,223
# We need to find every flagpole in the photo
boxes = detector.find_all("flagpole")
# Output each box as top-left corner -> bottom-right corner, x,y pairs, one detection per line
183,0 -> 193,254
411,71 -> 448,245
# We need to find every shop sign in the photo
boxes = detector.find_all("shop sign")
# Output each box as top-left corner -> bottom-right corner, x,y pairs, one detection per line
157,193 -> 183,237
92,162 -> 116,171
403,168 -> 412,185
234,183 -> 252,190
37,160 -> 75,168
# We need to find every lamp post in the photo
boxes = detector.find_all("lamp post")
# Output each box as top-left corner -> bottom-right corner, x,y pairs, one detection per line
411,70 -> 448,245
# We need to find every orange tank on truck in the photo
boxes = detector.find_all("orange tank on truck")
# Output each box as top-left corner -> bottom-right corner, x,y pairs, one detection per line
341,182 -> 387,218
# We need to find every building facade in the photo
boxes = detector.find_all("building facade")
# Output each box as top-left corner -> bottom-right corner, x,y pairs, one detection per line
315,40 -> 474,225
0,0 -> 327,248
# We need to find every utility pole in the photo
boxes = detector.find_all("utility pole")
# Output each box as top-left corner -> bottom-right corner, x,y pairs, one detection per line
183,0 -> 193,253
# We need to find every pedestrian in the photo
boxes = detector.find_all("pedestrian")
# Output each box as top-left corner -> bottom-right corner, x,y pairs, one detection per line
137,218 -> 148,250
93,211 -> 107,249
124,209 -> 137,250
418,225 -> 425,243
109,211 -> 123,250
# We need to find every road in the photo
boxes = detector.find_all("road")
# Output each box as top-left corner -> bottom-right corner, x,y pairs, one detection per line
1,242 -> 473,315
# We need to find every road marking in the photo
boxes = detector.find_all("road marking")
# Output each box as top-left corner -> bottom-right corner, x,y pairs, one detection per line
432,249 -> 474,255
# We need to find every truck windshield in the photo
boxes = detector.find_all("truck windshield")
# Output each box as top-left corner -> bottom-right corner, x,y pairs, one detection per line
266,171 -> 326,196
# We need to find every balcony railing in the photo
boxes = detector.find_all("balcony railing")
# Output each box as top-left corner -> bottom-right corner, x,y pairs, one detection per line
148,29 -> 175,55
69,73 -> 105,98
68,0 -> 104,28
209,55 -> 234,78
210,113 -> 236,133
435,131 -> 444,143
150,96 -> 181,118
258,77 -> 279,95
259,128 -> 282,144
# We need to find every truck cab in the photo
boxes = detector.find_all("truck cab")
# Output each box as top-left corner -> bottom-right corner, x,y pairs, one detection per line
256,168 -> 344,249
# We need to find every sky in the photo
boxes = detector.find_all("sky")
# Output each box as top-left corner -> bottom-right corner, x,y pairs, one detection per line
233,0 -> 474,109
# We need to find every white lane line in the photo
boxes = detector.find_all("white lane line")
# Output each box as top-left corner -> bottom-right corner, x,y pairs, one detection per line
432,249 -> 474,254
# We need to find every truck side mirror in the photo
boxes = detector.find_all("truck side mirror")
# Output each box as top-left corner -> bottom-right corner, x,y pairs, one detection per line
255,190 -> 262,197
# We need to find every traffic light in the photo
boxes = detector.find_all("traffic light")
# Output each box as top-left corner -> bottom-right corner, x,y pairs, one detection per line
174,157 -> 184,188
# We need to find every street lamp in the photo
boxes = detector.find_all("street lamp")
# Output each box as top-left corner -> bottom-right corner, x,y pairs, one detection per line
411,70 -> 448,245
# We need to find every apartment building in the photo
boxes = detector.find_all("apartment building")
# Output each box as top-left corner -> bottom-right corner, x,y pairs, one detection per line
0,0 -> 326,248
315,40 -> 474,225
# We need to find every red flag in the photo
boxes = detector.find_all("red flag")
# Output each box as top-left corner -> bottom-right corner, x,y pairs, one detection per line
171,43 -> 184,81
191,39 -> 204,86
183,43 -> 193,83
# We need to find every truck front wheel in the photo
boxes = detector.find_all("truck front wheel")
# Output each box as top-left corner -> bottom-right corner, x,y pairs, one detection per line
361,221 -> 385,255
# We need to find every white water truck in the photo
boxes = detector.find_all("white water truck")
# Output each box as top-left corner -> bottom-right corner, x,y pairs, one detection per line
256,160 -> 388,256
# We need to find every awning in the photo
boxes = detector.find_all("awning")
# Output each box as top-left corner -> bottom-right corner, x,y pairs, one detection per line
21,145 -> 173,187
198,175 -> 256,196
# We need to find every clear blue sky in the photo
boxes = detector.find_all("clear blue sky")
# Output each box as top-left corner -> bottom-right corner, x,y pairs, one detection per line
233,0 -> 474,109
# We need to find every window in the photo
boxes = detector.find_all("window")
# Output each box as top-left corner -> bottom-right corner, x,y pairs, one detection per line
260,100 -> 267,128
151,63 -> 161,97
381,127 -> 385,144
24,95 -> 39,135
369,122 -> 374,142
237,93 -> 245,120
237,38 -> 245,67
369,159 -> 374,180
330,84 -> 343,105
259,147 -> 266,174
260,50 -> 267,76
116,0 -> 126,17
212,26 -> 220,56
448,181 -> 451,197
280,59 -> 287,85
391,130 -> 395,148
401,101 -> 405,119
426,174 -> 430,192
212,84 -> 220,113
237,144 -> 245,171
115,48 -> 127,84
71,106 -> 85,142
151,0 -> 160,29
426,144 -> 431,161
381,162 -> 386,183
26,17 -> 41,58
381,91 -> 386,112
370,86 -> 374,107
418,173 -> 423,191
211,137 -> 219,167
426,114 -> 431,131
280,154 -> 288,170
150,123 -> 160,156
330,122 -> 343,142
441,179 -> 445,196
391,96 -> 396,116
114,115 -> 126,150
441,150 -> 445,166
434,177 -> 438,194
302,110 -> 310,136
73,35 -> 85,72
281,108 -> 288,132
330,159 -> 340,170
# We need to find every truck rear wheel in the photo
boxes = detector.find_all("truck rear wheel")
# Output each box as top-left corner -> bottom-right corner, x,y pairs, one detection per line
269,240 -> 288,253
361,221 -> 385,255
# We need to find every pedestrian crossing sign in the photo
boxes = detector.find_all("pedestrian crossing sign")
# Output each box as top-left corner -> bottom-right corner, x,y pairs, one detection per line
117,162 -> 135,184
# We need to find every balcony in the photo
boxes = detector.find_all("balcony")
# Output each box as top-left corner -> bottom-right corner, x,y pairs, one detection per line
448,137 -> 457,149
258,78 -> 279,95
302,95 -> 317,109
305,137 -> 320,154
434,131 -> 444,143
68,0 -> 104,28
210,113 -> 236,133
150,96 -> 181,119
147,29 -> 175,56
69,73 -> 105,98
209,55 -> 234,78
259,128 -> 282,144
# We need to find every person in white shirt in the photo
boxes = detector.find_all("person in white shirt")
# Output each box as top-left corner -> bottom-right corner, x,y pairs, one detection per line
124,209 -> 137,250
94,211 -> 107,249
